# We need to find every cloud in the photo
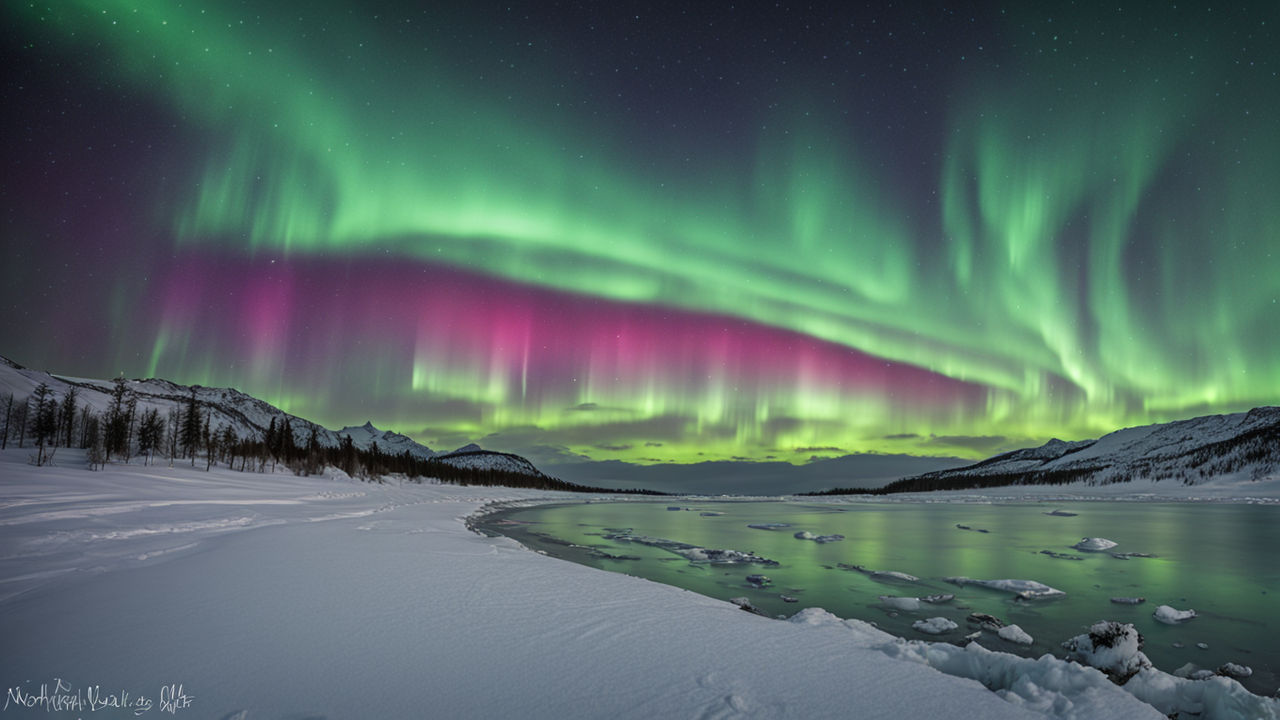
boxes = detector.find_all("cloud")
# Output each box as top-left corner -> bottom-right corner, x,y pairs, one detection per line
794,446 -> 845,454
924,435 -> 1009,453
883,433 -> 921,440
644,441 -> 664,447
594,443 -> 633,451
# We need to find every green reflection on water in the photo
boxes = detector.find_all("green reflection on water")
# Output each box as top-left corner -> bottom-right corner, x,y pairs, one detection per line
484,500 -> 1280,695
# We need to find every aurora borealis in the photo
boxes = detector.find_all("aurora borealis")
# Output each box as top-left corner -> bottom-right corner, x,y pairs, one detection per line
3,2 -> 1278,467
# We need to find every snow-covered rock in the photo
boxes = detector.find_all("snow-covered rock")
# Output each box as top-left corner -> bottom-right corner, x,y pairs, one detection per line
913,617 -> 959,634
1061,621 -> 1151,681
998,624 -> 1034,645
1153,605 -> 1197,624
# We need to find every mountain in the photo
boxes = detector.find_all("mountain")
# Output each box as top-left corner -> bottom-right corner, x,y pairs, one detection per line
841,407 -> 1280,494
543,454 -> 971,496
0,355 -> 552,478
434,447 -> 551,479
337,421 -> 435,460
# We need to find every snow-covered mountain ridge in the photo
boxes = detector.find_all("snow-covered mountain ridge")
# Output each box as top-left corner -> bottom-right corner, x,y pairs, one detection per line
0,355 -> 548,476
893,407 -> 1280,491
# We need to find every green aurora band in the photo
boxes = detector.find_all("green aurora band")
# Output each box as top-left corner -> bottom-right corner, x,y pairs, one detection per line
9,2 -> 1280,461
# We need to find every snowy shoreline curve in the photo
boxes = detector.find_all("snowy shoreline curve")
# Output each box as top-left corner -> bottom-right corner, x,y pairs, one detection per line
1,452 -> 1275,719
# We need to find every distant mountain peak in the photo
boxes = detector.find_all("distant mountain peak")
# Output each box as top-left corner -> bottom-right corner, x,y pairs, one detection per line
452,443 -> 483,454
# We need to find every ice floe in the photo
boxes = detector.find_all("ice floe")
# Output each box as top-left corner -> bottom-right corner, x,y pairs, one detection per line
1072,537 -> 1119,552
998,624 -> 1034,646
840,563 -> 919,582
793,530 -> 845,543
879,595 -> 922,612
946,576 -> 1066,599
912,617 -> 959,634
1153,604 -> 1197,624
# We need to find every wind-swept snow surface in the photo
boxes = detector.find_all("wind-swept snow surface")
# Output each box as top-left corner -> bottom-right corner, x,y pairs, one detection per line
0,451 -> 1255,719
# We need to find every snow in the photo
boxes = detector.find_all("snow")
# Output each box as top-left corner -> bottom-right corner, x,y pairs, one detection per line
999,624 -> 1035,646
1153,605 -> 1197,624
913,617 -> 959,634
1072,537 -> 1119,551
5,453 -> 1278,719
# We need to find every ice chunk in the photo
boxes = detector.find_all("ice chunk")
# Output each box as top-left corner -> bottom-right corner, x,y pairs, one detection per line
946,576 -> 1065,599
1110,597 -> 1146,605
879,595 -> 921,612
745,574 -> 771,588
1072,537 -> 1119,552
790,530 -> 844,543
1152,605 -> 1196,624
922,593 -> 954,604
912,617 -> 959,634
1061,621 -> 1152,681
840,564 -> 918,582
998,624 -> 1034,645
747,523 -> 790,530
1217,663 -> 1252,679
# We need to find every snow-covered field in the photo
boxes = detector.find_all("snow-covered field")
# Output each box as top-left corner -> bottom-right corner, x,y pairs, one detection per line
2,450 -> 1274,719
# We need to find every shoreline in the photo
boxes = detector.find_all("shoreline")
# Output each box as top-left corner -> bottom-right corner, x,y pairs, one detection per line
475,496 -> 1280,707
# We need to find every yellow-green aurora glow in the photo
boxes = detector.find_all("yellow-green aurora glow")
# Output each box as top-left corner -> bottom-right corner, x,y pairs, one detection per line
3,2 -> 1278,464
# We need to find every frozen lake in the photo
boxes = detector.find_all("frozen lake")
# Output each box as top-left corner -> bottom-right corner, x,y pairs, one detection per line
482,500 -> 1280,696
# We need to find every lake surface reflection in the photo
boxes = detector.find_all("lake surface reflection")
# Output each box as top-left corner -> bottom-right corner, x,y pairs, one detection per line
481,500 -> 1279,696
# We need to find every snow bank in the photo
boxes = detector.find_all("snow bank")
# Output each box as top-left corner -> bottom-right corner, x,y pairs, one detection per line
3,452 -> 1274,720
787,609 -> 1163,719
0,451 -> 1054,720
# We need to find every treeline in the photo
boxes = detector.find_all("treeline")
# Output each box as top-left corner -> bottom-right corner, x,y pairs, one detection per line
801,465 -> 1110,496
0,381 -> 664,495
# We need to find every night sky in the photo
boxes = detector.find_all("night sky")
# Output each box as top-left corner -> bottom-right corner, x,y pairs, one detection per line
3,2 -> 1278,466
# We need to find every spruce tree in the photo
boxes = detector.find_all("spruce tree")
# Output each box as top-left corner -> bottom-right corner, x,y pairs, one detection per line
1,392 -> 12,451
181,388 -> 201,463
58,386 -> 78,448
31,383 -> 57,466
